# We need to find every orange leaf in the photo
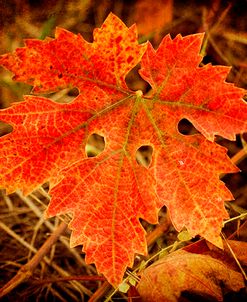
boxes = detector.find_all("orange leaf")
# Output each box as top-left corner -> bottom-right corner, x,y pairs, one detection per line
137,250 -> 245,302
0,13 -> 246,286
225,240 -> 247,265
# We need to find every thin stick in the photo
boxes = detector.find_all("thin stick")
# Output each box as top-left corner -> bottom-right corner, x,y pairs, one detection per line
231,148 -> 247,165
17,190 -> 95,273
34,275 -> 105,285
0,219 -> 92,298
0,220 -> 37,253
88,281 -> 111,302
221,232 -> 247,281
2,191 -> 14,211
0,222 -> 67,298
28,217 -> 45,260
146,214 -> 171,246
227,220 -> 247,240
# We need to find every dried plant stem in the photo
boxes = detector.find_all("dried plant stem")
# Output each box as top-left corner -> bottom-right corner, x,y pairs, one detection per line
35,275 -> 105,285
0,222 -> 67,298
27,216 -> 45,260
49,288 -> 68,302
88,281 -> 111,302
231,148 -> 247,165
2,191 -> 14,211
17,190 -> 96,274
0,220 -> 37,252
0,219 -> 93,298
146,214 -> 171,246
227,220 -> 247,240
221,232 -> 247,281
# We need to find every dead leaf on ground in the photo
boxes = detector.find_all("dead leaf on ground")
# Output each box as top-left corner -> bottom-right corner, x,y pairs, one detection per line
137,250 -> 245,302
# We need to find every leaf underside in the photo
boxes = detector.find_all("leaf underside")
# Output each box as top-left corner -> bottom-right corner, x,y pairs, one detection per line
0,13 -> 246,286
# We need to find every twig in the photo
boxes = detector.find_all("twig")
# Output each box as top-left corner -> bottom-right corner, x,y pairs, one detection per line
1,191 -> 14,211
230,148 -> 247,166
0,218 -> 93,298
88,281 -> 111,302
33,275 -> 105,285
48,287 -> 68,302
17,190 -> 96,274
227,220 -> 247,240
0,221 -> 67,298
0,220 -> 37,252
221,232 -> 247,281
146,214 -> 171,246
28,216 -> 45,260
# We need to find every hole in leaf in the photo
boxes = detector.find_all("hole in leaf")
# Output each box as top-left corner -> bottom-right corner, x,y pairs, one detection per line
86,133 -> 105,157
136,145 -> 153,168
178,119 -> 199,135
68,87 -> 79,97
125,64 -> 151,93
0,122 -> 13,137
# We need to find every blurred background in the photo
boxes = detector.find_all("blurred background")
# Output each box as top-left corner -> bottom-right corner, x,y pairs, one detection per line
0,0 -> 247,108
0,0 -> 247,301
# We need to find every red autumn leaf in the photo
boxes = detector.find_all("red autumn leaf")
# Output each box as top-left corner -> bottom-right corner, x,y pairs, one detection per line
137,250 -> 245,302
0,13 -> 246,286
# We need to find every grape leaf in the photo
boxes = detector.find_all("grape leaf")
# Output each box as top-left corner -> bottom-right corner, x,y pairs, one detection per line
0,13 -> 246,286
137,250 -> 245,302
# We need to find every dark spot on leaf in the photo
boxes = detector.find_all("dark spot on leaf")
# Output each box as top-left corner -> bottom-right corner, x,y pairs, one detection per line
86,133 -> 105,157
136,145 -> 153,168
116,36 -> 122,44
127,56 -> 133,64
